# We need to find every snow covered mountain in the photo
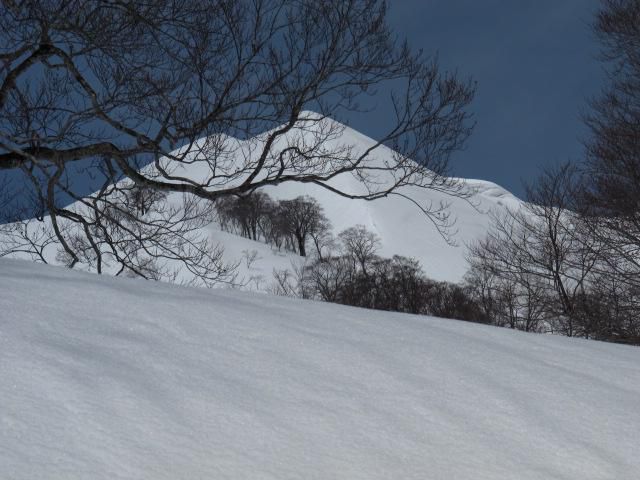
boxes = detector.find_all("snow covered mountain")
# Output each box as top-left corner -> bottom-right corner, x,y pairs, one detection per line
1,258 -> 638,479
2,113 -> 524,286
163,113 -> 524,284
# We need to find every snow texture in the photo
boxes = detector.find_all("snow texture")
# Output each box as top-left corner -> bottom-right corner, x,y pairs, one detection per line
1,258 -> 638,479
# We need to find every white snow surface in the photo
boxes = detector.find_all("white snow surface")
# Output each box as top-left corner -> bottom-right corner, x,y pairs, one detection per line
1,258 -> 639,479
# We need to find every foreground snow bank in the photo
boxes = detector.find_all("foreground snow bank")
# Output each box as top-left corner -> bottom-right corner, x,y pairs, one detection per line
1,259 -> 638,479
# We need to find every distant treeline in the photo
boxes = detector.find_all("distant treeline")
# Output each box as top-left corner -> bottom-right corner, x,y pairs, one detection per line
215,190 -> 640,346
216,193 -> 331,258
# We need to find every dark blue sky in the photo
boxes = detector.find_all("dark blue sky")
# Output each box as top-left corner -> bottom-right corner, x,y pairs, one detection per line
3,1 -> 605,205
348,0 -> 604,198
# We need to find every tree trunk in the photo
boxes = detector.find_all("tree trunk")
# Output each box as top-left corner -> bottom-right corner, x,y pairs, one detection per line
296,233 -> 306,257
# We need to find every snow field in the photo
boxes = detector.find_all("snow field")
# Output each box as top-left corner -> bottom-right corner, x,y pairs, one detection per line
1,259 -> 638,479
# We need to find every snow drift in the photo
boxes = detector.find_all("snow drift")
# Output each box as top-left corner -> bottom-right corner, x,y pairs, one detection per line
1,259 -> 638,479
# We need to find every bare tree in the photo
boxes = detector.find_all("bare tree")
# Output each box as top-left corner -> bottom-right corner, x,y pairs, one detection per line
467,164 -> 601,336
126,185 -> 167,217
271,267 -> 301,298
466,237 -> 547,332
0,217 -> 57,264
0,0 -> 474,284
338,224 -> 381,275
216,191 -> 333,258
216,191 -> 275,241
270,260 -> 312,299
0,176 -> 58,263
277,196 -> 329,257
580,0 -> 640,290
308,215 -> 334,262
585,271 -> 640,344
302,255 -> 355,303
42,174 -> 239,285
463,257 -> 497,322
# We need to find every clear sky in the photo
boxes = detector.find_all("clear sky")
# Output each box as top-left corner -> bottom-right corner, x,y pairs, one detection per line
347,0 -> 604,198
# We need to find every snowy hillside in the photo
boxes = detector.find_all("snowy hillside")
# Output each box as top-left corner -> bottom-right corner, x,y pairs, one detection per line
1,113 -> 523,286
1,258 -> 639,479
169,114 -> 523,283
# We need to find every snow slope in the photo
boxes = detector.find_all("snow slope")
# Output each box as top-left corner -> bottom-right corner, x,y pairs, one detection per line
167,114 -> 524,283
2,113 -> 524,286
1,258 -> 639,479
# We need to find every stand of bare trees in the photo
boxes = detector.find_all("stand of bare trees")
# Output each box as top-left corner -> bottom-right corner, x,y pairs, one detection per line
466,163 -> 640,344
466,165 -> 601,336
216,192 -> 277,243
216,193 -> 332,257
581,0 -> 640,291
0,0 -> 475,285
466,174 -> 640,344
463,1 -> 640,346
272,224 -> 487,322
